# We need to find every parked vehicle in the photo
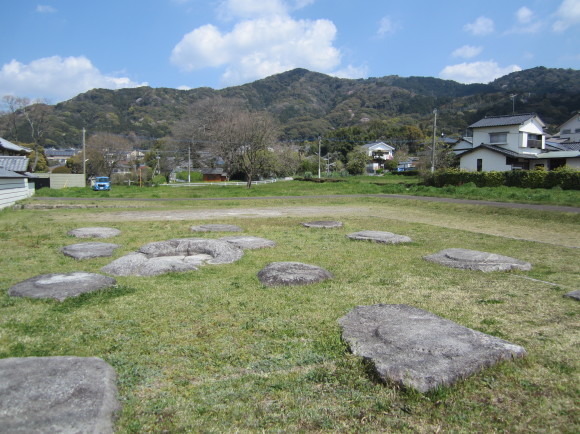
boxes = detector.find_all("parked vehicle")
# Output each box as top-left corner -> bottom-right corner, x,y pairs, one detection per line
92,176 -> 111,191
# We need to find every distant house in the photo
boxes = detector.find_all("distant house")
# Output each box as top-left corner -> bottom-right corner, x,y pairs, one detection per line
44,147 -> 78,167
202,168 -> 228,182
558,113 -> 580,142
0,137 -> 31,156
361,141 -> 394,173
458,113 -> 580,171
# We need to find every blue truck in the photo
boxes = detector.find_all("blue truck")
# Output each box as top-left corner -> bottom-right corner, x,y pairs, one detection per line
92,176 -> 111,191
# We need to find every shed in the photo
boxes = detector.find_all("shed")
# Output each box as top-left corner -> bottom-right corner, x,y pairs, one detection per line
0,167 -> 34,209
202,168 -> 228,182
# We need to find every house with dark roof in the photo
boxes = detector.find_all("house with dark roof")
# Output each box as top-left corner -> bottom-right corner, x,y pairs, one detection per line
458,113 -> 580,171
0,137 -> 31,156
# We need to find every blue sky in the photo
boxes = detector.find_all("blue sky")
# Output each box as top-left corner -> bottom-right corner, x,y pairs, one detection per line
1,0 -> 579,103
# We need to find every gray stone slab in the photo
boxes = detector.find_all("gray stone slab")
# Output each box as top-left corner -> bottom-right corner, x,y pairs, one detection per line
0,356 -> 120,433
102,238 -> 243,276
8,272 -> 117,301
62,242 -> 120,260
564,290 -> 580,301
220,235 -> 276,250
190,224 -> 243,232
258,262 -> 333,286
68,227 -> 121,238
339,304 -> 527,393
347,230 -> 412,244
424,248 -> 532,272
302,220 -> 343,228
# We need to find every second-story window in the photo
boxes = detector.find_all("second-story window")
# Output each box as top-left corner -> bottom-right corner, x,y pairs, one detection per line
489,132 -> 507,144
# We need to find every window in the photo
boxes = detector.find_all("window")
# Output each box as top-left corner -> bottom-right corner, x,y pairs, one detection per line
489,132 -> 507,144
562,129 -> 571,134
575,128 -> 580,133
476,159 -> 483,172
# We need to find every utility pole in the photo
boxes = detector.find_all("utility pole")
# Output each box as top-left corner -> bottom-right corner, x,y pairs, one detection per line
318,136 -> 322,178
82,127 -> 86,181
431,109 -> 437,173
510,94 -> 517,114
188,146 -> 191,183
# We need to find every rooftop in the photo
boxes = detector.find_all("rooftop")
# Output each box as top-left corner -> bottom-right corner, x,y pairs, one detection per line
468,113 -> 542,129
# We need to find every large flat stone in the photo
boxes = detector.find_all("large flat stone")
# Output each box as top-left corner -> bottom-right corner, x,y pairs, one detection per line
258,262 -> 333,286
339,304 -> 526,393
0,356 -> 120,433
424,248 -> 532,272
8,272 -> 117,301
347,230 -> 412,244
564,290 -> 580,301
62,242 -> 120,260
102,238 -> 243,276
68,227 -> 121,238
302,220 -> 343,228
220,235 -> 276,250
190,224 -> 243,232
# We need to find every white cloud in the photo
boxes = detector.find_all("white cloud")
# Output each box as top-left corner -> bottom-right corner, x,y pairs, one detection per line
463,16 -> 494,35
516,6 -> 533,23
439,61 -> 521,84
452,45 -> 483,59
0,56 -> 147,103
507,6 -> 542,34
377,16 -> 399,37
35,5 -> 56,13
331,64 -> 369,80
171,15 -> 341,86
218,0 -> 288,20
553,0 -> 580,32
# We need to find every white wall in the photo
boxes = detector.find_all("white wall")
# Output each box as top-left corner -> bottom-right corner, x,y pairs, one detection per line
0,177 -> 32,209
50,174 -> 86,189
560,115 -> 580,142
459,148 -> 511,171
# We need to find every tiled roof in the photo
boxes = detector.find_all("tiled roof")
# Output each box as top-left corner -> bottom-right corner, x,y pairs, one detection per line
0,167 -> 25,178
0,137 -> 31,154
0,156 -> 29,172
468,113 -> 540,129
362,141 -> 394,149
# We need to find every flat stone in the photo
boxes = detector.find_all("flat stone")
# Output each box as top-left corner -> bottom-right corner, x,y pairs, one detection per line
62,242 -> 120,260
339,304 -> 527,393
68,227 -> 121,238
220,235 -> 276,250
102,238 -> 243,276
8,272 -> 117,301
0,356 -> 120,433
424,248 -> 532,272
258,262 -> 333,286
190,224 -> 243,232
346,230 -> 412,244
564,290 -> 580,301
302,220 -> 343,228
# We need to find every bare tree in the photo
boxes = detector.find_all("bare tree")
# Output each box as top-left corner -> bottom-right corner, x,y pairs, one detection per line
85,132 -> 132,178
1,95 -> 29,140
21,100 -> 52,171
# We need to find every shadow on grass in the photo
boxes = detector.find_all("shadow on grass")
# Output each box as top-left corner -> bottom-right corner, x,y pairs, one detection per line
50,285 -> 137,313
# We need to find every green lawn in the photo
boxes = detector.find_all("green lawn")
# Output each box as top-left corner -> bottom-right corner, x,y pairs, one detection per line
0,196 -> 578,432
31,175 -> 580,207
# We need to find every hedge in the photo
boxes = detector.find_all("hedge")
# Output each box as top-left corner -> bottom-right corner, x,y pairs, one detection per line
424,167 -> 580,190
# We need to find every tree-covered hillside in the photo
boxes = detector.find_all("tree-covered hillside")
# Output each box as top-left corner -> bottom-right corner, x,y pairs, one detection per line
1,66 -> 579,148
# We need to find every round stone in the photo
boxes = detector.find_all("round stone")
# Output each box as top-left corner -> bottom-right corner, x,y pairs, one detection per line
302,221 -> 343,228
190,224 -> 243,232
257,262 -> 333,287
62,242 -> 120,260
8,272 -> 117,301
68,227 -> 121,239
346,230 -> 412,244
220,236 -> 276,250
424,248 -> 532,272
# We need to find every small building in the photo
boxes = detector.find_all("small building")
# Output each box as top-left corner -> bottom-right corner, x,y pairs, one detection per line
0,137 -> 31,156
361,141 -> 395,173
558,113 -> 580,142
0,167 -> 34,209
202,168 -> 228,182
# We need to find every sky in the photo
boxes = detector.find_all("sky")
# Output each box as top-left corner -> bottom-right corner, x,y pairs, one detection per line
1,0 -> 579,104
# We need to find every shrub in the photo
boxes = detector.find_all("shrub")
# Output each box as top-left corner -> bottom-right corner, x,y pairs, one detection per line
51,166 -> 72,174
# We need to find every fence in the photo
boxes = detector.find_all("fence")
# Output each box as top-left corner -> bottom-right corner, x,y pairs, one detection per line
163,179 -> 278,187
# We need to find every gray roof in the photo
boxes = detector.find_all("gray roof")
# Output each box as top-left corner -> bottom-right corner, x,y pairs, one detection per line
537,151 -> 580,159
461,144 -> 580,160
0,137 -> 31,154
201,168 -> 227,175
0,156 -> 29,172
468,113 -> 542,129
362,141 -> 394,149
0,167 -> 25,178
45,148 -> 78,158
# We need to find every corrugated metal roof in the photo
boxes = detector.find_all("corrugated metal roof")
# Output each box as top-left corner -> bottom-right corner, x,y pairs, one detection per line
537,151 -> 580,159
468,113 -> 540,129
0,137 -> 31,153
0,156 -> 29,172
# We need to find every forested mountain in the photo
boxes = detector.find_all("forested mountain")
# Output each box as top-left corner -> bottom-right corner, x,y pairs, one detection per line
1,66 -> 579,148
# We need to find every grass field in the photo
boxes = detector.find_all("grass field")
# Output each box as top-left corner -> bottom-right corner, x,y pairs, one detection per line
1,192 -> 578,432
31,175 -> 580,207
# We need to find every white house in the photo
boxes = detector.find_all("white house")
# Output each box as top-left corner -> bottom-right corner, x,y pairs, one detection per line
361,141 -> 394,173
558,113 -> 580,142
0,167 -> 34,209
458,113 -> 580,171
